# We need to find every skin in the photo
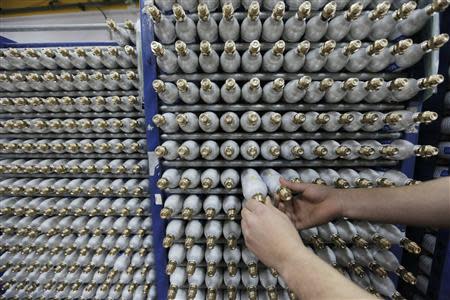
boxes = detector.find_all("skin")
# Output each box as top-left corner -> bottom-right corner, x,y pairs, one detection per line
241,197 -> 375,300
241,177 -> 450,299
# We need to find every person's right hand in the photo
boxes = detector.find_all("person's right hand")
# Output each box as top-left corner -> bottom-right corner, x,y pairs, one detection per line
277,177 -> 345,229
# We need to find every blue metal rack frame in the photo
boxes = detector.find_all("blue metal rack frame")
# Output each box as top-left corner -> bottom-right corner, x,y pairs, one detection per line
138,1 -> 169,299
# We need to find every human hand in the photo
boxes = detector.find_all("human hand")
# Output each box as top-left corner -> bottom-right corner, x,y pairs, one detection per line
241,196 -> 304,271
277,178 -> 345,229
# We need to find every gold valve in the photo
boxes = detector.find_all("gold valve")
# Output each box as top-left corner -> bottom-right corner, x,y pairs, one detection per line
335,145 -> 351,158
247,112 -> 259,125
400,237 -> 422,254
226,236 -> 237,249
316,113 -> 330,124
314,145 -> 328,157
249,77 -> 260,90
321,1 -> 337,20
200,40 -> 212,56
179,178 -> 191,190
200,78 -> 212,91
185,236 -> 196,249
333,178 -> 350,189
200,145 -> 211,158
145,5 -> 161,22
278,187 -> 293,201
160,207 -> 173,219
319,40 -> 336,56
372,234 -> 392,250
271,1 -> 285,20
225,78 -> 237,91
427,0 -> 450,14
150,41 -> 165,57
248,1 -> 260,20
176,113 -> 188,126
396,265 -> 417,284
223,208 -> 236,221
272,78 -> 285,91
224,40 -> 236,54
394,1 -> 417,20
415,111 -> 438,124
414,145 -> 439,157
296,1 -> 311,20
152,114 -> 166,126
246,146 -> 259,158
292,113 -> 306,125
222,2 -> 234,20
272,40 -> 285,56
379,146 -> 399,157
368,39 -> 388,56
202,178 -> 214,190
343,78 -> 359,91
186,260 -> 197,276
356,146 -> 377,160
181,207 -> 193,220
384,112 -> 402,125
177,145 -> 190,158
198,3 -> 210,21
366,78 -> 384,91
339,113 -> 354,125
388,78 -> 408,92
345,2 -> 363,21
176,79 -> 189,92
370,1 -> 391,21
355,178 -> 373,189
291,146 -> 304,158
175,40 -> 188,56
369,262 -> 388,278
297,76 -> 311,90
248,40 -> 261,56
419,74 -> 445,89
361,112 -> 380,124
223,146 -> 235,158
248,262 -> 258,278
392,39 -> 413,55
270,112 -> 282,125
157,178 -> 169,189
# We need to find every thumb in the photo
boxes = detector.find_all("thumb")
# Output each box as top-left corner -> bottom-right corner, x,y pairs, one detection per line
279,177 -> 311,193
265,196 -> 274,207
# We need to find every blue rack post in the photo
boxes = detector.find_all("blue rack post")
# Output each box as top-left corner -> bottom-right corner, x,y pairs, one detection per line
138,1 -> 169,299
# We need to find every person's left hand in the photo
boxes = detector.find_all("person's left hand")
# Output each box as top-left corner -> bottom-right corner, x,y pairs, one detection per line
241,197 -> 304,272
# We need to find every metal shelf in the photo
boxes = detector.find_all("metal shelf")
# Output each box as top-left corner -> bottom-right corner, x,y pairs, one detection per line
165,188 -> 242,194
0,90 -> 139,98
159,72 -> 405,82
0,153 -> 147,159
0,133 -> 146,139
1,68 -> 137,76
162,159 -> 399,168
169,213 -> 239,220
0,173 -> 148,179
0,111 -> 144,118
0,192 -> 150,198
159,103 -> 405,112
161,132 -> 403,140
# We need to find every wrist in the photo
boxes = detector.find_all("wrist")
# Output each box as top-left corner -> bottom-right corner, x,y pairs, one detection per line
276,239 -> 307,273
330,188 -> 349,219
278,245 -> 312,282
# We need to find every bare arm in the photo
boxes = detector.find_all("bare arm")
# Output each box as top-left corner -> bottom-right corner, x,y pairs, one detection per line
241,198 -> 375,300
278,177 -> 450,229
279,247 -> 376,300
341,177 -> 450,227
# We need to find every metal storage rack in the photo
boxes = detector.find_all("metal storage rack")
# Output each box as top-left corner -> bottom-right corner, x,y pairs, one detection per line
399,7 -> 450,300
140,1 -> 446,299
0,25 -> 155,298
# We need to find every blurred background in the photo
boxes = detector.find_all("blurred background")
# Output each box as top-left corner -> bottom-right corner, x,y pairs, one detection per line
0,0 -> 139,43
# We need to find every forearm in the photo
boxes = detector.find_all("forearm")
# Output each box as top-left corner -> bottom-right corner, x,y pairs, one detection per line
339,177 -> 450,227
279,247 -> 375,300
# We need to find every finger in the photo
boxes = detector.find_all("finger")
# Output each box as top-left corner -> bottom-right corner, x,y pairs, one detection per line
241,207 -> 252,220
279,177 -> 311,193
244,197 -> 260,212
265,196 -> 274,207
277,202 -> 285,212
